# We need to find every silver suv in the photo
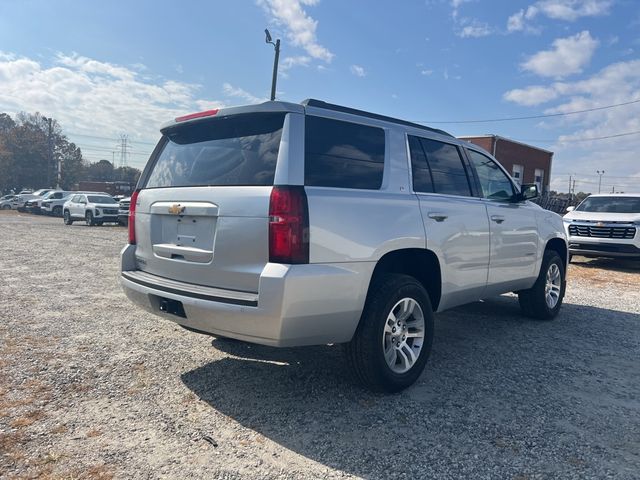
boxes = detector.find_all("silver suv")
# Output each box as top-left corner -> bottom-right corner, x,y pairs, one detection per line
121,99 -> 568,392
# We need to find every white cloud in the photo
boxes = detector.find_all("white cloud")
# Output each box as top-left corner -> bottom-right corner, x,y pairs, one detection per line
521,31 -> 598,78
0,52 -> 224,158
503,85 -> 559,106
258,0 -> 333,63
222,83 -> 267,104
279,55 -> 311,78
420,69 -> 434,76
507,0 -> 612,32
450,0 -> 472,19
350,64 -> 366,77
535,0 -> 612,21
457,19 -> 492,38
505,59 -> 640,189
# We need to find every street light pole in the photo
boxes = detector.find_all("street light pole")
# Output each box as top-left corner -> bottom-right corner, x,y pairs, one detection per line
264,29 -> 280,101
596,170 -> 605,194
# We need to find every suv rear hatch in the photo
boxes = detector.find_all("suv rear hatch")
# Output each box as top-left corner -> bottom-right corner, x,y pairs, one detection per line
133,111 -> 287,293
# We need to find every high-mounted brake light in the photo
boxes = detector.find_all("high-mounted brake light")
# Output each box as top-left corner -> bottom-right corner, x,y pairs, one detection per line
128,189 -> 140,245
175,109 -> 219,122
269,186 -> 309,264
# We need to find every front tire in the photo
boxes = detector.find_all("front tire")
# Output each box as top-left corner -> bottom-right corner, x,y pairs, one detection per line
345,274 -> 434,393
518,250 -> 566,320
85,211 -> 96,226
63,210 -> 73,225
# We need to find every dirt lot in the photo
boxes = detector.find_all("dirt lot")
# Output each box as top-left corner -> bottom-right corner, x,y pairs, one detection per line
1,210 -> 639,479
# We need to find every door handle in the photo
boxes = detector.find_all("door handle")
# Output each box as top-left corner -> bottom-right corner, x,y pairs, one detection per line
427,212 -> 448,222
491,215 -> 505,224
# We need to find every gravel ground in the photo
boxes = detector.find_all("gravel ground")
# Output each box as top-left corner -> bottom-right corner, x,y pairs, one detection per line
1,211 -> 639,479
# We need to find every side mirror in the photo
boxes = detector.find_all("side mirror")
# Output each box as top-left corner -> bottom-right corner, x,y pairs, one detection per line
518,183 -> 539,201
566,206 -> 575,213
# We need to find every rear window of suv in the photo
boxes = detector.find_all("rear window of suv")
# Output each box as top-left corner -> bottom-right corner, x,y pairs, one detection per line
305,116 -> 385,190
144,112 -> 286,188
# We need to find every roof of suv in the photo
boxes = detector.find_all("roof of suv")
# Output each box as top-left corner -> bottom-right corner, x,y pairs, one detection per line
162,99 -> 454,138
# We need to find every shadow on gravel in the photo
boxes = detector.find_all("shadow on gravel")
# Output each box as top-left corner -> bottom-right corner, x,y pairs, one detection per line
181,296 -> 640,478
571,256 -> 640,273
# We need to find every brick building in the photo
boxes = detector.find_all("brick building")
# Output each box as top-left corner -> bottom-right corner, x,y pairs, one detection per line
459,135 -> 553,193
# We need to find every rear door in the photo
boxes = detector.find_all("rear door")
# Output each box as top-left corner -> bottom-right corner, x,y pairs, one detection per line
408,135 -> 490,310
134,112 -> 290,293
465,148 -> 539,292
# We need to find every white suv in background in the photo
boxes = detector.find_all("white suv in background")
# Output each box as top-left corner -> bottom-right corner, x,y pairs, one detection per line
121,99 -> 568,392
63,193 -> 120,226
564,194 -> 640,260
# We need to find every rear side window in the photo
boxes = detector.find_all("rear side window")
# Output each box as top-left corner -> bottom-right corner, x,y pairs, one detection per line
305,116 -> 385,189
144,113 -> 286,188
408,135 -> 433,193
419,138 -> 471,196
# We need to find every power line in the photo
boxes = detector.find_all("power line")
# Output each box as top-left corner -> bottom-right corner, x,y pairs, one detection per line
66,131 -> 158,146
514,130 -> 640,144
415,98 -> 640,124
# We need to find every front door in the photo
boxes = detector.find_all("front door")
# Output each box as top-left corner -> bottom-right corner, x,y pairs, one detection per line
465,148 -> 539,293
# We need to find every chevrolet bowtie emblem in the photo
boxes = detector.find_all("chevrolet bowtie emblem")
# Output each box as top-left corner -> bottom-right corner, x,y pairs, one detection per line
595,221 -> 605,227
168,204 -> 185,215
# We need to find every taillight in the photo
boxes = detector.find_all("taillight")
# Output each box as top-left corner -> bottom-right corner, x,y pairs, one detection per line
175,109 -> 219,122
128,189 -> 140,245
269,186 -> 309,264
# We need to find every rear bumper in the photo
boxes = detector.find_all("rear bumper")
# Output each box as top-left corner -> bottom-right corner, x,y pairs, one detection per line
120,244 -> 373,347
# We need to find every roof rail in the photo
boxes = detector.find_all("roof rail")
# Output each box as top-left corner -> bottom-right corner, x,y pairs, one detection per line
301,99 -> 453,138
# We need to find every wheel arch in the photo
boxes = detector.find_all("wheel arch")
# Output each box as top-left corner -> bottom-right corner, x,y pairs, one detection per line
545,237 -> 568,269
366,248 -> 442,312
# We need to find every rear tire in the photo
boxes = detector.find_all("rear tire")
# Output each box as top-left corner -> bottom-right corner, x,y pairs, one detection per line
63,210 -> 73,225
518,250 -> 565,320
53,206 -> 62,217
1,204 -> 10,210
345,274 -> 434,393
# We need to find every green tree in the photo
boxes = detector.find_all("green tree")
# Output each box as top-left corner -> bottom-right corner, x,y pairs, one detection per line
114,165 -> 141,184
0,111 -> 87,193
86,159 -> 115,181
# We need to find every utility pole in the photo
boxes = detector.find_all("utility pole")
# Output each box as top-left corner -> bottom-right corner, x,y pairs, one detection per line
596,170 -> 605,194
264,29 -> 280,101
568,175 -> 572,201
572,179 -> 576,196
47,118 -> 54,187
119,134 -> 129,168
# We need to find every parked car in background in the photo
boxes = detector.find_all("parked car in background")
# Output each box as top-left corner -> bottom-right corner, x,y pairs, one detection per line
63,193 -> 120,226
25,190 -> 69,214
120,99 -> 568,393
564,193 -> 640,260
118,197 -> 131,226
0,195 -> 17,209
40,191 -> 74,217
15,189 -> 53,212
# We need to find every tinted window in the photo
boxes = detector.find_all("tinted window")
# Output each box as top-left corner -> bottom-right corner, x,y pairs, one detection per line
408,135 -> 434,193
420,138 -> 471,196
71,195 -> 81,203
145,113 -> 285,188
305,116 -> 385,189
576,196 -> 640,213
466,149 -> 515,201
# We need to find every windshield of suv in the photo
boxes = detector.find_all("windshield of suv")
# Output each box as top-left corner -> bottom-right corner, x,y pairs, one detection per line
575,196 -> 640,213
144,112 -> 285,188
88,195 -> 117,204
